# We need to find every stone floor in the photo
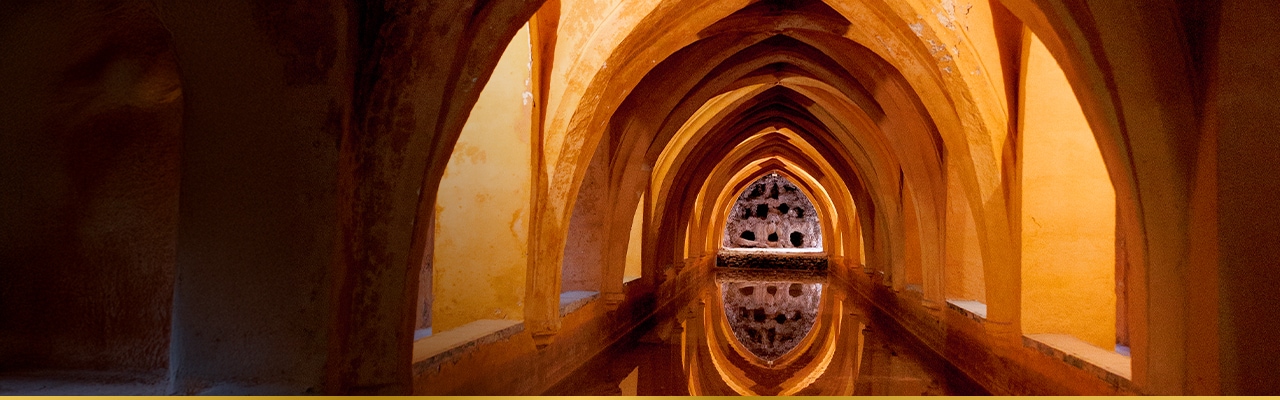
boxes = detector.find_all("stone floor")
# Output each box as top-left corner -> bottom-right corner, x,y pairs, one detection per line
0,370 -> 166,395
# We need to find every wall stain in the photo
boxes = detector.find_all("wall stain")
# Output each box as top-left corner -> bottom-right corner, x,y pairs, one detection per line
253,0 -> 339,86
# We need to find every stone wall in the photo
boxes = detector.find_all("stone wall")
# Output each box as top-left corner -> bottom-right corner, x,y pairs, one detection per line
722,174 -> 821,249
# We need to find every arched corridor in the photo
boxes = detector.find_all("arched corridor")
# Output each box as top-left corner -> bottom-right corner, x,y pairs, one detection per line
1,0 -> 1278,395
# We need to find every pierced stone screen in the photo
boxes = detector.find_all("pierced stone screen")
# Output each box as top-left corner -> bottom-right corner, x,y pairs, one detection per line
723,173 -> 822,249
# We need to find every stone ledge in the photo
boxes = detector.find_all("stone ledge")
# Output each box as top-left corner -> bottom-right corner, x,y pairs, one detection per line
714,267 -> 827,283
715,249 -> 828,270
1023,333 -> 1132,390
559,291 -> 599,316
946,300 -> 988,323
412,319 -> 524,373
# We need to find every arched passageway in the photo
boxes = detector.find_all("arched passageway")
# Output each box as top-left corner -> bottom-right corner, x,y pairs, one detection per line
1,0 -> 1278,396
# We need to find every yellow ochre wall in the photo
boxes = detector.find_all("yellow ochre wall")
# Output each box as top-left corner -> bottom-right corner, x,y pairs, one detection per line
903,183 -> 923,286
1018,32 -> 1116,349
624,194 -> 643,282
433,24 -> 533,332
858,219 -> 866,266
945,159 -> 986,302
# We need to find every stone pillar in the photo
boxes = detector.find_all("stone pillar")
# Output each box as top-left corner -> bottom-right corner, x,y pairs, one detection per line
160,0 -> 350,393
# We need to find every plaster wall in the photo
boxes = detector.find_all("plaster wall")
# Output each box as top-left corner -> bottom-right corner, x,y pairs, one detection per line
624,195 -> 644,282
945,160 -> 986,302
433,25 -> 533,332
1018,33 -> 1115,349
0,1 -> 181,372
964,0 -> 1011,113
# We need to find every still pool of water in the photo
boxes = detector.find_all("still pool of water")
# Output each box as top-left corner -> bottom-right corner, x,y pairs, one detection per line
545,269 -> 988,396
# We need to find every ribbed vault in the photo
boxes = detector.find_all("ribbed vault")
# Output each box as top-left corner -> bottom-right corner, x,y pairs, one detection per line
286,0 -> 1207,394
388,0 -> 1205,394
505,0 -> 1187,394
8,0 -> 1258,395
372,0 -> 1216,392
555,1 -> 959,330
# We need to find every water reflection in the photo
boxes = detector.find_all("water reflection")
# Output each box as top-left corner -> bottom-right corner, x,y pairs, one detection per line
545,268 -> 986,396
719,276 -> 822,362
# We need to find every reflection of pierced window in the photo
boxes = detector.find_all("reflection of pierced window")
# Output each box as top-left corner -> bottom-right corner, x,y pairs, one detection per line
720,280 -> 824,361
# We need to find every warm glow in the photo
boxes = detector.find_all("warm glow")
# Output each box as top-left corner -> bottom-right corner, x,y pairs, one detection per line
432,24 -> 533,332
9,0 -> 1248,395
623,194 -> 643,283
1018,31 -> 1117,350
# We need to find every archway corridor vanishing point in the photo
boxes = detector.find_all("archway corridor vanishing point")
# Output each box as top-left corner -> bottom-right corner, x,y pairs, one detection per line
1,0 -> 1276,396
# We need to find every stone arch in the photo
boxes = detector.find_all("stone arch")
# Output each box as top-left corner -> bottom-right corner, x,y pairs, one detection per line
0,0 -> 1226,395
326,1 -> 547,393
656,115 -> 868,275
328,0 -> 1200,394
559,32 -> 947,314
535,13 -> 962,341
992,0 -> 1201,393
378,0 -> 1187,394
